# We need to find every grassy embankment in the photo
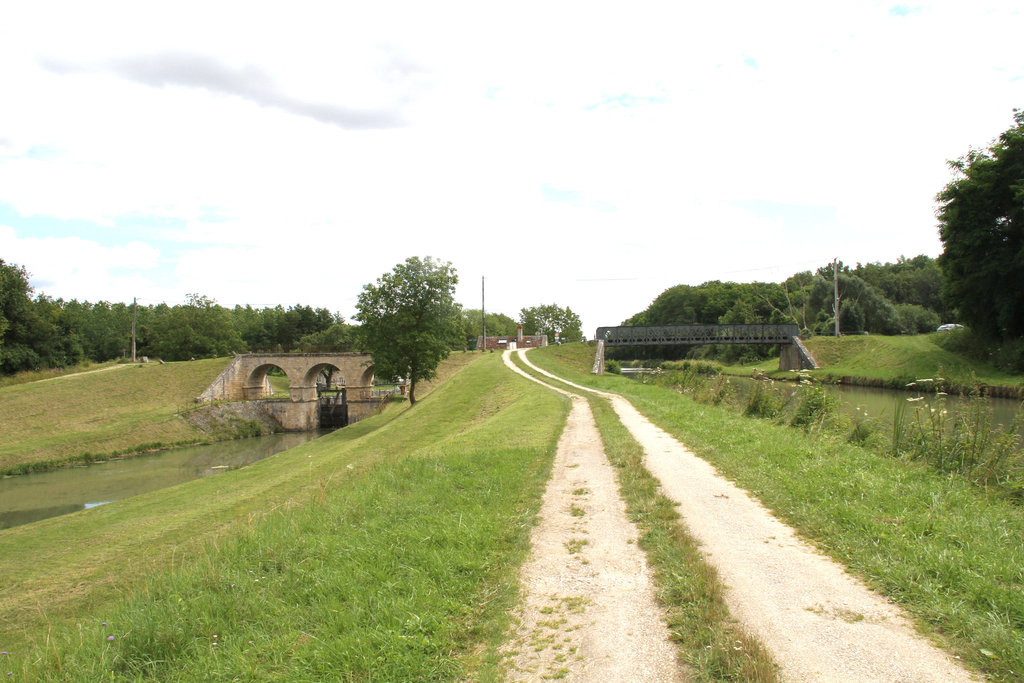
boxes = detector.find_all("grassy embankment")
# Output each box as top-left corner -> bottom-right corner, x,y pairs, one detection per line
529,343 -> 1024,683
0,352 -> 569,680
0,359 -> 230,475
725,333 -> 1024,395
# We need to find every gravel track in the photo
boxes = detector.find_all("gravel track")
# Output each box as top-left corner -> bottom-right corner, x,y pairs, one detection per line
500,351 -> 686,681
514,349 -> 977,682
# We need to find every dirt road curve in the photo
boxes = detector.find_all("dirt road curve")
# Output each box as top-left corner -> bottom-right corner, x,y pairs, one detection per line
507,349 -> 977,682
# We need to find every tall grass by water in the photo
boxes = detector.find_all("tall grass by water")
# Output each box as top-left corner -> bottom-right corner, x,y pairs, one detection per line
528,343 -> 1024,682
1,353 -> 567,680
628,358 -> 1024,498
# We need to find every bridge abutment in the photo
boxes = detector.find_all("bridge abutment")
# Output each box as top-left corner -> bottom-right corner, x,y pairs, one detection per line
262,399 -> 320,431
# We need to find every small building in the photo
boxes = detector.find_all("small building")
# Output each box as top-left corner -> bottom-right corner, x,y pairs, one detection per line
476,324 -> 548,351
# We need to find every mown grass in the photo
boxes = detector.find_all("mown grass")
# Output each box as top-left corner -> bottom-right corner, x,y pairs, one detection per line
509,353 -> 778,681
530,343 -> 1024,682
0,352 -> 568,680
0,359 -> 229,473
805,334 -> 1020,390
0,360 -> 117,389
718,334 -> 1023,395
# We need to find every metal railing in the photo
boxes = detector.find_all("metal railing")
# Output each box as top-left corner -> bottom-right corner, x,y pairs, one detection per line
594,324 -> 801,347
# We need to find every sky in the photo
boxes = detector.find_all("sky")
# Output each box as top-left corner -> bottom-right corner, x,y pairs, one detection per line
1,1 -> 1022,337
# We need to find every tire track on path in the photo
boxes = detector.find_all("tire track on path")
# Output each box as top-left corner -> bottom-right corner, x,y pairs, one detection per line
515,349 -> 976,682
500,351 -> 687,682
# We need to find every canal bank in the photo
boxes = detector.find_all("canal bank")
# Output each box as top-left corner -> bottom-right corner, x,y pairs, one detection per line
0,430 -> 327,530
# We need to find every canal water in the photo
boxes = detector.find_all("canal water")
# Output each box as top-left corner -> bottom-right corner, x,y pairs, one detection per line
0,431 -> 326,530
729,376 -> 1023,430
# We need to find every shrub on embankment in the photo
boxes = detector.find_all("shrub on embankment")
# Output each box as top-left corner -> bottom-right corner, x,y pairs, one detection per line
0,353 -> 566,680
529,343 -> 1024,682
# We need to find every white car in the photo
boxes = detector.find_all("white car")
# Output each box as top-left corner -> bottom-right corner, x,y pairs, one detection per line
936,323 -> 963,332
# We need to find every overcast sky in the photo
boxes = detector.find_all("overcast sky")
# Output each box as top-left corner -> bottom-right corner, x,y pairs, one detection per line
1,1 -> 1021,336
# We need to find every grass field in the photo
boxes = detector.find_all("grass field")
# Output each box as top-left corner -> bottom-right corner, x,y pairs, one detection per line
0,352 -> 568,680
531,343 -> 1024,682
0,358 -> 229,473
718,333 -> 1024,394
7,342 -> 1022,679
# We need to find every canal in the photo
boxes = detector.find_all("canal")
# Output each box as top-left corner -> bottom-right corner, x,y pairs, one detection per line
769,380 -> 1022,429
0,431 -> 326,530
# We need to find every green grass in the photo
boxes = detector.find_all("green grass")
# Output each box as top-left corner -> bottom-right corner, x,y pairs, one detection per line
509,352 -> 778,681
0,358 -> 229,472
804,334 -> 1020,390
530,343 -> 1024,682
720,334 -> 1023,395
0,360 -> 128,389
0,353 -> 568,680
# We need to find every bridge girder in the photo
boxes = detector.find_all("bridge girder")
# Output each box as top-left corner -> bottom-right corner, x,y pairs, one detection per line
595,324 -> 801,347
592,324 -> 816,374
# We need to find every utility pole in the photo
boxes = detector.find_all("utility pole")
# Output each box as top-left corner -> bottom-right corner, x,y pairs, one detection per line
131,297 -> 138,362
481,276 -> 486,352
833,258 -> 840,338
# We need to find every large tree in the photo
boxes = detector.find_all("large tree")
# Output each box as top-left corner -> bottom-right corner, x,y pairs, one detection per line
148,294 -> 245,361
937,109 -> 1024,338
355,256 -> 461,404
519,304 -> 583,342
0,259 -> 39,373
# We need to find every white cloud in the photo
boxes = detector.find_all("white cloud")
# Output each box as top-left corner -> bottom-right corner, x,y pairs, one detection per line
0,225 -> 161,300
0,0 -> 1022,334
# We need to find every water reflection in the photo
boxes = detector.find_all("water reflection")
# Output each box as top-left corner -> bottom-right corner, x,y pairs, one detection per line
0,431 -> 325,530
730,376 -> 1023,428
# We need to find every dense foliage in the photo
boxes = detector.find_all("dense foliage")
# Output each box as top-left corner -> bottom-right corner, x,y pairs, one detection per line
0,259 -> 348,373
461,309 -> 519,348
937,109 -> 1024,339
519,303 -> 583,342
355,256 -> 462,404
617,256 -> 949,362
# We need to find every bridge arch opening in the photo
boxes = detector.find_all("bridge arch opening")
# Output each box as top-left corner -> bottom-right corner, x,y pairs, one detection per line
243,362 -> 295,400
301,362 -> 375,391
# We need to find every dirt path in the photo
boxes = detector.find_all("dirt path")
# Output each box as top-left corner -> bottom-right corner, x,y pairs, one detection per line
515,350 -> 977,682
31,364 -> 129,383
500,351 -> 687,681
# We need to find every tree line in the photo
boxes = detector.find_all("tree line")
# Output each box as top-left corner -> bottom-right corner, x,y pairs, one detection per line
0,264 -> 352,374
0,256 -> 583,377
616,255 -> 951,363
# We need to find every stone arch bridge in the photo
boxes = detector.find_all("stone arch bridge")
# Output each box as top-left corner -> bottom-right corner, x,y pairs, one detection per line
199,353 -> 379,430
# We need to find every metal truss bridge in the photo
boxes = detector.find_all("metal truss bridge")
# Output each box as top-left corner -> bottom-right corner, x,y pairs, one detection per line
591,324 -> 817,374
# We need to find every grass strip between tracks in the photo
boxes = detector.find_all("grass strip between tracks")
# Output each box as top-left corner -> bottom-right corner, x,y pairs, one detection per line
509,351 -> 779,681
0,353 -> 567,681
527,343 -> 1024,682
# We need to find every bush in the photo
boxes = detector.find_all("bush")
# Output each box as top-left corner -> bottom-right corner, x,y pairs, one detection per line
665,360 -> 722,376
892,396 -> 1024,491
933,327 -> 1024,373
895,304 -> 940,334
743,379 -> 786,419
790,380 -> 839,432
605,359 -> 622,375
